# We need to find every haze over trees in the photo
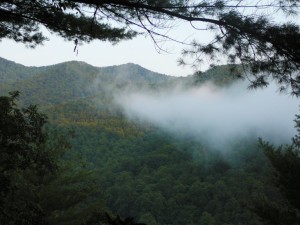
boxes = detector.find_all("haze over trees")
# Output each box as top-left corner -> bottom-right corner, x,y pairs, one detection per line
1,1 -> 300,225
0,58 -> 299,225
1,0 -> 300,94
0,60 -> 265,225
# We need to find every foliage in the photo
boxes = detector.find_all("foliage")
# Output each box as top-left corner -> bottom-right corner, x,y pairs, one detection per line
0,91 -> 57,224
83,212 -> 146,225
0,91 -> 53,184
0,57 -> 244,110
0,57 -> 173,107
0,92 -> 104,225
0,57 -> 44,83
1,1 -> 300,94
192,64 -> 243,86
1,57 -> 299,225
255,114 -> 300,224
1,58 -> 293,225
67,123 -> 272,225
0,0 -> 136,47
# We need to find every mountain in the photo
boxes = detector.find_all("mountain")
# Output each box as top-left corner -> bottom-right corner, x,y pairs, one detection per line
189,64 -> 243,86
0,57 -> 277,225
0,57 -> 46,83
0,57 -> 244,137
97,63 -> 172,84
0,58 -> 174,106
0,57 -> 242,107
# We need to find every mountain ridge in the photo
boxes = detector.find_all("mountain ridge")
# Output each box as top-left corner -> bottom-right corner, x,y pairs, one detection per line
0,57 -> 172,83
0,56 -> 174,107
0,56 -> 242,107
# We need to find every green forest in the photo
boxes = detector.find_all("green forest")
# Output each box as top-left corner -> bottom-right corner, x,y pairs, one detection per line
1,57 -> 299,225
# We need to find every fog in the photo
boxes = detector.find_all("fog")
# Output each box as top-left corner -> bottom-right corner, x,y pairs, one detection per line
115,81 -> 299,149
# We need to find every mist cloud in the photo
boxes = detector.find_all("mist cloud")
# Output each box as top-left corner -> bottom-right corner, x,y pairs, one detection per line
115,81 -> 299,148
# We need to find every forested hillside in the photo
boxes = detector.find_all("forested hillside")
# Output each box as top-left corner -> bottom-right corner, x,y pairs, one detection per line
0,57 -> 289,225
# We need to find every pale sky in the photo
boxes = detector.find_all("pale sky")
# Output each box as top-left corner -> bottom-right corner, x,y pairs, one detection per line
0,23 -> 207,77
0,6 -> 296,77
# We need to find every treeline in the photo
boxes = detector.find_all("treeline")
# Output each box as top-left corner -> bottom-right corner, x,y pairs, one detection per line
0,92 -> 109,225
1,58 -> 299,225
2,91 -> 299,225
69,125 -> 275,225
46,98 -> 283,225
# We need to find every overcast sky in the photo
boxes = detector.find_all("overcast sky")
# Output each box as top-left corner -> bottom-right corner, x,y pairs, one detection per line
0,23 -> 206,77
0,7 -> 297,77
0,0 -> 298,78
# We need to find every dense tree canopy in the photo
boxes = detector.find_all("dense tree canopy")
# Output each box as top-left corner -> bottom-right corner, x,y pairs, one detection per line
0,91 -> 57,224
0,92 -> 104,225
254,112 -> 300,225
0,60 -> 298,225
1,0 -> 300,94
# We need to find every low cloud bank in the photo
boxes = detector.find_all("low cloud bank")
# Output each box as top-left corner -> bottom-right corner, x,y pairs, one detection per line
115,81 -> 299,148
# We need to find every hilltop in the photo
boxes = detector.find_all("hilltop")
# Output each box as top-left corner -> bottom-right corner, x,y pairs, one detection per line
0,56 -> 279,225
0,57 -> 242,107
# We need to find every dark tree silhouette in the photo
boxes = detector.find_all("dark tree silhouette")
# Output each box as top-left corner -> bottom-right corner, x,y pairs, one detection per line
254,113 -> 300,225
1,0 -> 300,94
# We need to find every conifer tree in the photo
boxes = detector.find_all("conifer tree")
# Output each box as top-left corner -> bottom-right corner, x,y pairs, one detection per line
0,92 -> 103,225
255,113 -> 300,225
1,0 -> 300,94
